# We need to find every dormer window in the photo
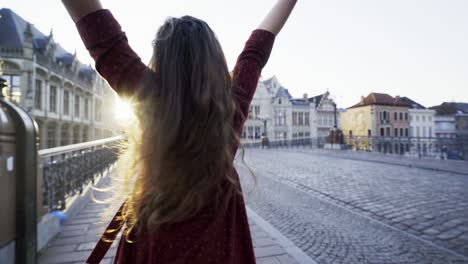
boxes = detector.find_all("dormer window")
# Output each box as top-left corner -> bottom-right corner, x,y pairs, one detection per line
278,99 -> 282,104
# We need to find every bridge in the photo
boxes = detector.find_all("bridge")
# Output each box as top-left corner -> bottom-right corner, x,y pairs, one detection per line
2,97 -> 468,264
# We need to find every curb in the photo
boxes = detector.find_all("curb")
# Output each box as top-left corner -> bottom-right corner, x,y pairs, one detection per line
246,207 -> 317,264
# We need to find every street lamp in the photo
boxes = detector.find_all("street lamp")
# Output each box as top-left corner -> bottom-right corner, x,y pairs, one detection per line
0,58 -> 8,98
257,114 -> 270,148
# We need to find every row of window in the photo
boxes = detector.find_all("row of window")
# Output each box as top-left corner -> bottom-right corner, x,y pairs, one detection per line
241,126 -> 262,139
410,126 -> 433,138
46,125 -> 90,148
275,131 -> 287,139
380,111 -> 408,122
248,105 -> 261,119
274,110 -> 287,126
34,79 -> 101,121
292,112 -> 310,126
292,132 -> 311,138
348,127 -> 435,138
411,115 -> 433,123
318,114 -> 334,127
378,127 -> 409,137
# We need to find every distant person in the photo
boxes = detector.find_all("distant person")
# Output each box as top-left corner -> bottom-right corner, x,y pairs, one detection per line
61,0 -> 297,263
441,145 -> 448,160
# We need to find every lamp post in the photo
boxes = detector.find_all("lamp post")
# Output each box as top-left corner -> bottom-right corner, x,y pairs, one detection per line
258,114 -> 270,148
0,58 -> 8,99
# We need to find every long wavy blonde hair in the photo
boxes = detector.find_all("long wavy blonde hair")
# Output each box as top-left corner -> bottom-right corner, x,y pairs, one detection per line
116,16 -> 244,240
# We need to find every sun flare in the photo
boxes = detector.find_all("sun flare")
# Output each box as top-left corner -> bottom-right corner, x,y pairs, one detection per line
114,98 -> 135,123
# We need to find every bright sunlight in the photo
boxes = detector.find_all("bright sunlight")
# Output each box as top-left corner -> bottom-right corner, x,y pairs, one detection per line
113,97 -> 135,124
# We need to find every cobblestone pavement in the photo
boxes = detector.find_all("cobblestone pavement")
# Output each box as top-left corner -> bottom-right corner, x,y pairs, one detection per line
236,148 -> 468,264
39,170 -> 302,264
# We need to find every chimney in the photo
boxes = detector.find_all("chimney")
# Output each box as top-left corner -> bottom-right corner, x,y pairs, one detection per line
303,93 -> 308,100
360,96 -> 365,103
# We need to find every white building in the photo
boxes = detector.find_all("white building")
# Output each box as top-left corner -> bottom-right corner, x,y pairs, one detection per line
0,8 -> 119,149
242,76 -> 338,142
401,97 -> 436,138
400,97 -> 436,156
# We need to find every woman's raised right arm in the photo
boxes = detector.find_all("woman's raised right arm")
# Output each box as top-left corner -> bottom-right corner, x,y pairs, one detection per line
257,0 -> 298,36
62,0 -> 103,22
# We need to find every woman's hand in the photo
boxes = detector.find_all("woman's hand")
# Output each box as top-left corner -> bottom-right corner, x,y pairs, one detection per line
258,0 -> 298,36
62,0 -> 103,22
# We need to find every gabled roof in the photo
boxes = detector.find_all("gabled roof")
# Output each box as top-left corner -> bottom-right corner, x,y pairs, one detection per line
430,102 -> 468,115
263,76 -> 278,88
274,87 -> 292,99
1,8 -> 48,49
0,8 -> 95,79
308,94 -> 324,107
400,97 -> 426,109
0,8 -> 71,57
348,93 -> 410,109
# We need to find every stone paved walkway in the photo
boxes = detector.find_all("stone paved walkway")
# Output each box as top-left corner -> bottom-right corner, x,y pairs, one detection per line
38,170 -> 307,264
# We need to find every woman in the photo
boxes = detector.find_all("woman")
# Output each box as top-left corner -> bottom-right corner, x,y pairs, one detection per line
61,0 -> 297,263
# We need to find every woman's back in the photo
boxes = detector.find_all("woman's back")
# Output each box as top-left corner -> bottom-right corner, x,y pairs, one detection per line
61,1 -> 297,263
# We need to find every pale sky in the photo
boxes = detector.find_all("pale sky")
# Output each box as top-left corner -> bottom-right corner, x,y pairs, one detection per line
2,0 -> 467,108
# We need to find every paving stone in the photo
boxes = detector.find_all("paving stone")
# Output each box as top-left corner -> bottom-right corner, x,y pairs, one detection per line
254,245 -> 286,258
41,244 -> 77,255
77,242 -> 97,251
437,230 -> 464,240
238,149 -> 468,263
253,230 -> 270,239
422,228 -> 441,235
276,254 -> 299,264
256,256 -> 281,264
255,237 -> 277,247
39,250 -> 91,264
61,224 -> 89,232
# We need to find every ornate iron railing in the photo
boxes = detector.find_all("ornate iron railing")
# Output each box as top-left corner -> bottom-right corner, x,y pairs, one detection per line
242,137 -> 328,149
242,135 -> 467,160
342,135 -> 465,160
38,136 -> 122,212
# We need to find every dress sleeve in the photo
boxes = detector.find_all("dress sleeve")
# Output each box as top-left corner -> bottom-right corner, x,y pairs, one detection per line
76,9 -> 148,97
232,29 -> 275,133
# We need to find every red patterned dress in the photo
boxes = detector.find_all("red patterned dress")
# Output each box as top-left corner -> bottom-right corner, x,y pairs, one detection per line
76,9 -> 275,264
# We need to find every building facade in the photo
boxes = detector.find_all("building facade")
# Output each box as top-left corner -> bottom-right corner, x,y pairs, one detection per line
399,97 -> 436,156
340,93 -> 410,153
431,102 -> 468,160
241,76 -> 337,143
0,8 -> 119,149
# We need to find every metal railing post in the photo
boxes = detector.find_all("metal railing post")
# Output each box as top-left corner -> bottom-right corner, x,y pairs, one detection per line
0,97 -> 38,264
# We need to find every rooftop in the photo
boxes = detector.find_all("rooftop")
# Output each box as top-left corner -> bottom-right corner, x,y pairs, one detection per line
430,102 -> 468,115
0,8 -> 95,81
348,93 -> 410,109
